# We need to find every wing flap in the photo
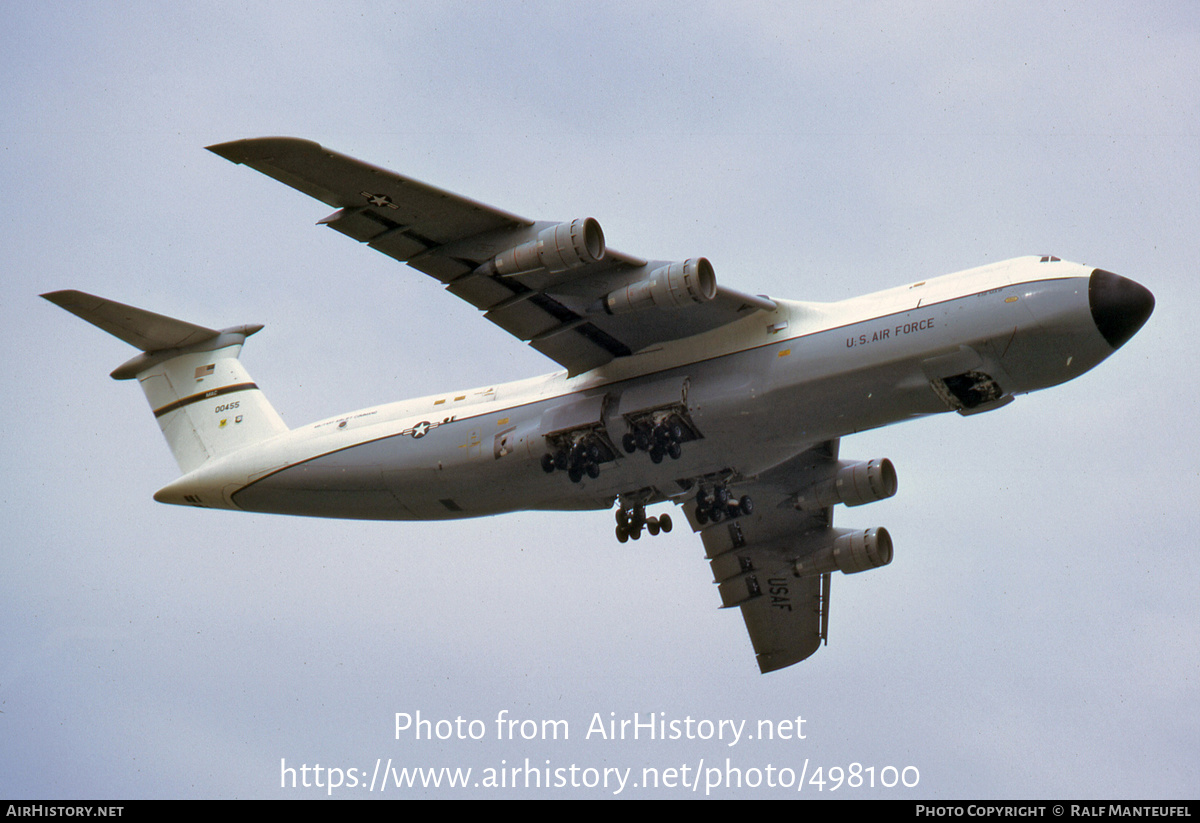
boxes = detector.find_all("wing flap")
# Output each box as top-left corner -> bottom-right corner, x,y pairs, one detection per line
485,299 -> 564,340
529,326 -> 626,375
446,271 -> 521,310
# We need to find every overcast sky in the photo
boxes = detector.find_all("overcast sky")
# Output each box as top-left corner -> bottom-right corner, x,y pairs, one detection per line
2,1 -> 1196,799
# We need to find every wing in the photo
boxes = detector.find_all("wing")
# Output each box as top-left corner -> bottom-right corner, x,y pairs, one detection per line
691,441 -> 894,673
207,137 -> 774,375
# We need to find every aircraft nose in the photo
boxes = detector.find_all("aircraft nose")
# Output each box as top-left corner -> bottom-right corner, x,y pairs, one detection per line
1089,269 -> 1154,349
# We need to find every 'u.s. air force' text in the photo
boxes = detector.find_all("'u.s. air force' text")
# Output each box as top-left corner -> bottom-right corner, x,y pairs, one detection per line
846,316 -> 935,348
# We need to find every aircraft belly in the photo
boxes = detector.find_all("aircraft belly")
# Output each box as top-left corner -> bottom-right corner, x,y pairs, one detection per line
231,456 -> 416,520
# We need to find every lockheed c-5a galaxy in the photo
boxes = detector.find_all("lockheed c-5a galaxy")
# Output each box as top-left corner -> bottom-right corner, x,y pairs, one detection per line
44,138 -> 1154,673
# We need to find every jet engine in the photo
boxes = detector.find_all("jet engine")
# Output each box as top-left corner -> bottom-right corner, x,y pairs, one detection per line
792,458 -> 897,511
479,218 -> 605,276
791,527 -> 893,578
602,257 -> 717,314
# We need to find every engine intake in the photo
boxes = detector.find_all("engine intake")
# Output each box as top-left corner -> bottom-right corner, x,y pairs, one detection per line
792,458 -> 897,511
603,258 -> 717,314
792,527 -> 894,578
481,218 -> 605,277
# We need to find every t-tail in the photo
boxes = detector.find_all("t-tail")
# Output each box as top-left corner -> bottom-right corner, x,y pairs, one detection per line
42,290 -> 288,474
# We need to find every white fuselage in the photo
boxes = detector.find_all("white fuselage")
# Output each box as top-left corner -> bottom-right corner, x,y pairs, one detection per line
154,257 -> 1113,520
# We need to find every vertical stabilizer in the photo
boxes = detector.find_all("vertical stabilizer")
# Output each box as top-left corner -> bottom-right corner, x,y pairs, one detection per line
42,290 -> 288,474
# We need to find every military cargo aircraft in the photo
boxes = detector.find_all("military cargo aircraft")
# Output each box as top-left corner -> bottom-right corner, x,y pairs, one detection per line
43,138 -> 1154,672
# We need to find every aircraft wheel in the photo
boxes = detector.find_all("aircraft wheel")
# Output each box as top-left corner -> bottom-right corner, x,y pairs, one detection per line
541,453 -> 556,473
659,513 -> 673,532
739,495 -> 754,516
647,516 -> 660,536
568,465 -> 583,483
695,507 -> 708,525
713,486 -> 729,507
616,509 -> 630,528
616,525 -> 628,543
710,505 -> 724,523
585,462 -> 600,479
649,447 -> 664,464
667,442 -> 682,460
629,526 -> 642,540
554,451 -> 569,471
622,433 -> 637,453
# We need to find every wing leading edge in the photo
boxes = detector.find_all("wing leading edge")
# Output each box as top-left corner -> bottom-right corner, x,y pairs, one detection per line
208,137 -> 773,374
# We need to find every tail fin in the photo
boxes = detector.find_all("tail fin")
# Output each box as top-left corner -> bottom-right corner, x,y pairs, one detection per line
42,290 -> 289,474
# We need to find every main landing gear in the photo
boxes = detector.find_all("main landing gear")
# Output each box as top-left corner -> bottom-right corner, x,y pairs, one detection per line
621,415 -> 686,464
614,503 -> 673,543
693,483 -> 753,525
541,439 -> 603,483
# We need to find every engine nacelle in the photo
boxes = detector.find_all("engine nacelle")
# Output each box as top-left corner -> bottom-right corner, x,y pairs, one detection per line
482,218 -> 605,276
791,527 -> 894,578
792,458 -> 897,512
602,257 -> 717,314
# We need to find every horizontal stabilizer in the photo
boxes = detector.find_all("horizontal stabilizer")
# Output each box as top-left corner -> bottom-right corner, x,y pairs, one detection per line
41,290 -> 220,352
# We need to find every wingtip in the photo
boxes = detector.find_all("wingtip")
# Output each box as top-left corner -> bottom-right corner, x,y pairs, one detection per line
40,289 -> 88,309
206,137 -> 323,164
204,141 -> 242,162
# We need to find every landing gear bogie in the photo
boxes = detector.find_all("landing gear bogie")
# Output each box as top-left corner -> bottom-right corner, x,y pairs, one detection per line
623,412 -> 691,463
693,483 -> 753,527
542,431 -> 612,484
612,502 -> 673,543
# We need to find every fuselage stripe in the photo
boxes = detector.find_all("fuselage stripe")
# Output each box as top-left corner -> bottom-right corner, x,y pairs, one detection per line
153,382 -> 259,418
